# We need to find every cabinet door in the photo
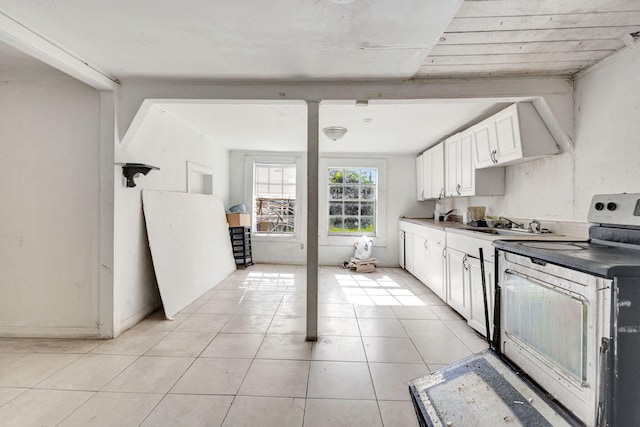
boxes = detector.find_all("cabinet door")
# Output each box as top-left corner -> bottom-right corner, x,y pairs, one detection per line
467,257 -> 494,338
413,235 -> 428,283
459,131 -> 475,196
494,106 -> 522,163
446,248 -> 470,318
473,121 -> 496,169
444,135 -> 459,197
422,149 -> 433,199
416,154 -> 425,200
430,142 -> 444,199
405,232 -> 415,273
426,242 -> 446,301
398,230 -> 406,269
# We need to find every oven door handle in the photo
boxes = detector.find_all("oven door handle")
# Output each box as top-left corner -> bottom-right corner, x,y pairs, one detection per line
504,269 -> 589,303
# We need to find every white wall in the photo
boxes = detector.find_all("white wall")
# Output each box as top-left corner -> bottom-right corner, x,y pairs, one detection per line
113,105 -> 230,336
229,150 -> 427,267
435,46 -> 640,227
573,47 -> 640,220
0,79 -> 101,337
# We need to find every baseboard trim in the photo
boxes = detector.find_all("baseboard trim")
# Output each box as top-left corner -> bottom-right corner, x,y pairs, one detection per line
0,325 -> 99,339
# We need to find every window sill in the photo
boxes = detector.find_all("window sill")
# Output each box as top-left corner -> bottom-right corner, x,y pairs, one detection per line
252,233 -> 300,243
319,235 -> 386,247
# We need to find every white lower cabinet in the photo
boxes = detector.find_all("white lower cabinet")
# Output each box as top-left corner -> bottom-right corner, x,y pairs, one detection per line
446,232 -> 496,338
398,230 -> 406,269
425,239 -> 446,301
446,248 -> 470,318
398,220 -> 446,301
399,221 -> 495,336
467,257 -> 494,337
412,229 -> 446,301
404,231 -> 415,273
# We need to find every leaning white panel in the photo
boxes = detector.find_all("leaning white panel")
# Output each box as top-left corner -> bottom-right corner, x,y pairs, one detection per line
142,190 -> 236,319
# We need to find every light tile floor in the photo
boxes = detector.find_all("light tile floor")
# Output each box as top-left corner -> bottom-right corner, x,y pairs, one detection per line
0,265 -> 489,426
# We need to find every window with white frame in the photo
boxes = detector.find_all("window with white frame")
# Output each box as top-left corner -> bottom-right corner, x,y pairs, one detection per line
328,167 -> 377,235
254,163 -> 296,234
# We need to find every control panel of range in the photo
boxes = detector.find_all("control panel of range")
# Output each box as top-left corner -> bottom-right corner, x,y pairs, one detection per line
588,193 -> 640,226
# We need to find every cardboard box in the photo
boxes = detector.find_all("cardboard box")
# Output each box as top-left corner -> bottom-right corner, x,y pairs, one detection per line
226,213 -> 251,227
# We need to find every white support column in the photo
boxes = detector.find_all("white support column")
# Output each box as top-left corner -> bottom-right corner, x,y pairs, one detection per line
99,91 -> 115,338
306,100 -> 319,342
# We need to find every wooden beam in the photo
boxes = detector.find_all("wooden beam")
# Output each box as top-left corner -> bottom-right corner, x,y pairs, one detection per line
0,12 -> 118,91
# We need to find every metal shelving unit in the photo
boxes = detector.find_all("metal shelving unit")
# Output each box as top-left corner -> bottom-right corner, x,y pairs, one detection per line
229,226 -> 253,267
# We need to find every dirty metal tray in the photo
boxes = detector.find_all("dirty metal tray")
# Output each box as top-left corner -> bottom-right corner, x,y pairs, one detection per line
409,351 -> 583,427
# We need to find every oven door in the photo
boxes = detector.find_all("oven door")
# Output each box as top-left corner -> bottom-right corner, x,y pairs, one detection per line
498,251 -> 611,427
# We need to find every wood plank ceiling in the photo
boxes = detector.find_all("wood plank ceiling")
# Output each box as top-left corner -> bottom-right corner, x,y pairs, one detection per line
417,0 -> 640,78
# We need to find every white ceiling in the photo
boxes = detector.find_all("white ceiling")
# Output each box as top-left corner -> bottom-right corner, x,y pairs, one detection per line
160,100 -> 507,154
0,0 -> 461,80
1,0 -> 638,153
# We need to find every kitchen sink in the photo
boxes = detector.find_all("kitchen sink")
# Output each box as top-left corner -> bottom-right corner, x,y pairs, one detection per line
469,228 -> 544,236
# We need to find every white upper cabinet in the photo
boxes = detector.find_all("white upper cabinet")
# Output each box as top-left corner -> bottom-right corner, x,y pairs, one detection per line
416,153 -> 425,201
430,142 -> 444,200
474,103 -> 559,169
422,148 -> 433,201
417,142 -> 443,200
459,130 -> 475,196
444,134 -> 459,196
444,132 -> 504,197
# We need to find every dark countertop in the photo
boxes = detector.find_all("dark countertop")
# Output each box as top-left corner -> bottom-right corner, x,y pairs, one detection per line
493,239 -> 640,278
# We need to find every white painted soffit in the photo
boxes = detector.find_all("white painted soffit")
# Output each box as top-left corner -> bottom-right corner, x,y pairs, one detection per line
131,99 -> 507,155
0,0 -> 462,81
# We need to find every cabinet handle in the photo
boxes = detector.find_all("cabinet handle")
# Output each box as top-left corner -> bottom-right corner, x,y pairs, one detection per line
456,184 -> 461,195
442,248 -> 447,258
400,231 -> 405,240
423,239 -> 428,249
439,188 -> 444,199
463,254 -> 469,270
491,149 -> 498,164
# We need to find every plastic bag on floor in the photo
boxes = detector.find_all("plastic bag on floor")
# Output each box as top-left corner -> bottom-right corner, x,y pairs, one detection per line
354,235 -> 373,260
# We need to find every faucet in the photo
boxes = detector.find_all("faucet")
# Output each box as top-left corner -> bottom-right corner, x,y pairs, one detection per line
443,209 -> 457,221
499,216 -> 524,229
529,219 -> 541,234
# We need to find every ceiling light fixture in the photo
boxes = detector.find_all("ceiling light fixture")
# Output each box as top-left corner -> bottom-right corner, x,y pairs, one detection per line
322,126 -> 348,141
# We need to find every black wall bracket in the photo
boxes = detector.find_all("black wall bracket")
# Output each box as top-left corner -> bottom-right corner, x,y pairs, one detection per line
119,163 -> 160,188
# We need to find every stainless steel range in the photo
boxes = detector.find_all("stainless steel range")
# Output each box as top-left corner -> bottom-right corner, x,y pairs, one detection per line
493,194 -> 640,427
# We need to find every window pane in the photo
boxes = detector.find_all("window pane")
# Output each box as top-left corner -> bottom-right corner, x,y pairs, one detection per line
269,167 -> 283,182
327,166 -> 376,236
344,202 -> 359,215
363,169 -> 376,184
360,186 -> 375,199
255,166 -> 268,184
329,202 -> 343,216
329,217 -> 343,233
344,217 -> 359,232
345,169 -> 360,183
329,168 -> 343,183
282,166 -> 296,184
282,184 -> 296,198
360,202 -> 375,216
329,185 -> 343,200
254,163 -> 296,235
360,217 -> 374,232
268,184 -> 282,196
344,186 -> 359,199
